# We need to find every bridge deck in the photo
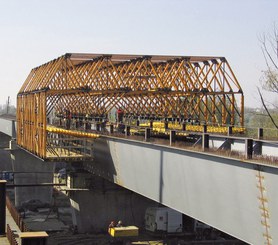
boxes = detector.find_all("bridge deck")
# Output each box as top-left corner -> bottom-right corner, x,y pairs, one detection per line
45,124 -> 278,166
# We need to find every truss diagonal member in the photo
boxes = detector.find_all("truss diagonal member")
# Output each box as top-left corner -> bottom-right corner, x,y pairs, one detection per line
17,53 -> 245,159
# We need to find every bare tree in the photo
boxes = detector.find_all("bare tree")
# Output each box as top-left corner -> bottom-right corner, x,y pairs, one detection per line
259,23 -> 278,129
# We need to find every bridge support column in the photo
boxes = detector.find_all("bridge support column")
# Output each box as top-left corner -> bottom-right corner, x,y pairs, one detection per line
10,149 -> 55,207
68,177 -> 157,233
0,180 -> 6,235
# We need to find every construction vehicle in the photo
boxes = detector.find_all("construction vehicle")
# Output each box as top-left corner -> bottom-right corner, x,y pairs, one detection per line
144,207 -> 183,233
108,226 -> 139,237
1,171 -> 14,182
144,207 -> 215,240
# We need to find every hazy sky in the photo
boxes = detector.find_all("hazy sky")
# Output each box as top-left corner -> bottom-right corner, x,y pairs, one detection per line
0,0 -> 277,107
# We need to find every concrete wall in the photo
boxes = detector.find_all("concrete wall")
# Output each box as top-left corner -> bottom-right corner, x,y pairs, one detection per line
0,149 -> 12,172
69,179 -> 157,233
0,132 -> 11,149
11,148 -> 55,207
0,118 -> 15,138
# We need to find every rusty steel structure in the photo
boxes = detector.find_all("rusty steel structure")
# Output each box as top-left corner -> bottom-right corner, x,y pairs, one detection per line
17,53 -> 244,160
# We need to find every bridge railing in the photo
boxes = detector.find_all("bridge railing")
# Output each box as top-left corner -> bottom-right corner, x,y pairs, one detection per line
95,122 -> 278,166
6,196 -> 29,232
6,224 -> 19,245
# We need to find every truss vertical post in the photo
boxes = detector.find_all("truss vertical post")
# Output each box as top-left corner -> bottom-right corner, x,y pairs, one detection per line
228,126 -> 233,136
164,121 -> 168,130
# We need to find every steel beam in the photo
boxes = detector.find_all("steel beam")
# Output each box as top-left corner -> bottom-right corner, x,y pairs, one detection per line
87,136 -> 278,245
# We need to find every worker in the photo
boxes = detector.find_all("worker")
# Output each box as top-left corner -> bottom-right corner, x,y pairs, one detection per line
109,221 -> 116,228
116,220 -> 123,227
117,108 -> 124,123
108,220 -> 116,234
65,110 -> 72,129
85,114 -> 91,130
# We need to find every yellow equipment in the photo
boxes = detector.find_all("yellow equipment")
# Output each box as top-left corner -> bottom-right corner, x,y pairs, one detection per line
131,242 -> 163,245
109,226 -> 139,237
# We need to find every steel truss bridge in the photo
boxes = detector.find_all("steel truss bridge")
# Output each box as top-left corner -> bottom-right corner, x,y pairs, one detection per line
17,53 -> 244,160
6,53 -> 278,245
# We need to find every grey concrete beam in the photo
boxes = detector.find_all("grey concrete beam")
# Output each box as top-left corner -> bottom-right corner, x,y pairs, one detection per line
11,149 -> 55,207
0,118 -> 15,137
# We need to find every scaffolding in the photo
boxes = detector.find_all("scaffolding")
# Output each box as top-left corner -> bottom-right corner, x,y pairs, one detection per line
17,53 -> 244,159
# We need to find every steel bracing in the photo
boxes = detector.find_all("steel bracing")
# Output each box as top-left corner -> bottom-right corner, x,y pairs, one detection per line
17,53 -> 244,159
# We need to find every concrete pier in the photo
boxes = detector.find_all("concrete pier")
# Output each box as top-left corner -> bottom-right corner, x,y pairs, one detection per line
68,175 -> 157,233
10,149 -> 55,207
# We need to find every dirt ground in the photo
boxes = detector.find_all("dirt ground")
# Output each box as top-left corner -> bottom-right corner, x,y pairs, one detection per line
47,231 -> 114,245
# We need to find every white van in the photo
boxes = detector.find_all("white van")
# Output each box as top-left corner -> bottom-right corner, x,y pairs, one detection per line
144,207 -> 183,233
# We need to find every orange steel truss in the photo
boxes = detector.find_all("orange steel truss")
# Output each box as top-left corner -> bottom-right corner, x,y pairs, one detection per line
17,53 -> 244,159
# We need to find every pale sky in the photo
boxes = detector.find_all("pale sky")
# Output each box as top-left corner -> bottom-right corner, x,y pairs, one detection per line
0,0 -> 277,107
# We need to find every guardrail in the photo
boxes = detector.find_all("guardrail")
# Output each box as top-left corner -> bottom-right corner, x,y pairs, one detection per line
6,196 -> 29,232
6,224 -> 18,245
